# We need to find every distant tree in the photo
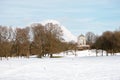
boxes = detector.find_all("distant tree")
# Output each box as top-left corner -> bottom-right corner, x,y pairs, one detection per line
67,41 -> 77,56
45,23 -> 63,58
113,31 -> 120,53
31,24 -> 45,58
86,32 -> 96,45
0,26 -> 13,59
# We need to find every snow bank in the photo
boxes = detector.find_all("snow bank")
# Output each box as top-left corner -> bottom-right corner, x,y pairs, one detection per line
0,50 -> 120,80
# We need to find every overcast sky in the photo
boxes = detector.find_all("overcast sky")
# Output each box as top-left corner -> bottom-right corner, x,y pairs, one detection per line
0,0 -> 120,36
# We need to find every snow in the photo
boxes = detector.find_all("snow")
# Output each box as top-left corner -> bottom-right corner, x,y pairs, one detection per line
41,19 -> 77,42
0,50 -> 120,80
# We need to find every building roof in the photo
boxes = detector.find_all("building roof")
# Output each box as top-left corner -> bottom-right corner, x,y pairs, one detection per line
78,34 -> 85,38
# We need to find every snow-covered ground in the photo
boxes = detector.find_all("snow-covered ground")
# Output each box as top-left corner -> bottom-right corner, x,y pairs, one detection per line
0,50 -> 120,80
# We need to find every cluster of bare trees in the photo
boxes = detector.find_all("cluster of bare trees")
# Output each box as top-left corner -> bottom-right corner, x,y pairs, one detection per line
92,30 -> 120,56
0,23 -> 73,59
0,25 -> 31,59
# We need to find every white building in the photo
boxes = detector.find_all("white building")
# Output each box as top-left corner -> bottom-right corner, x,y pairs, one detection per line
77,34 -> 86,47
77,34 -> 89,49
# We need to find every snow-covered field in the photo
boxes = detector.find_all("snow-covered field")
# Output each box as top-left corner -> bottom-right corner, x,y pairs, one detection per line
0,50 -> 120,80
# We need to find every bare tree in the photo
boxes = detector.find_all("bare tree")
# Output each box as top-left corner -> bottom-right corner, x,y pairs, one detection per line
0,26 -> 13,59
13,27 -> 30,57
45,23 -> 63,58
86,32 -> 96,45
31,24 -> 45,58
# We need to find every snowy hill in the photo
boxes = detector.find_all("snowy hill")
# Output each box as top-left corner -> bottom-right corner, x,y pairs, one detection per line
41,20 -> 77,42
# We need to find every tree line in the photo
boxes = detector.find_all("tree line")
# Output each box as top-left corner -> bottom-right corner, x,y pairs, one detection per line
91,29 -> 120,56
0,23 -> 75,60
0,23 -> 119,59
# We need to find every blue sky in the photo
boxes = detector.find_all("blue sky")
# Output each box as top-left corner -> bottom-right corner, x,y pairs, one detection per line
0,0 -> 120,36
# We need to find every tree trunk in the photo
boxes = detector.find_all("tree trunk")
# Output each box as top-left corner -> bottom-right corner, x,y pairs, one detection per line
0,57 -> 2,60
96,49 -> 98,57
101,50 -> 103,56
38,54 -> 42,58
50,54 -> 53,58
106,52 -> 108,56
